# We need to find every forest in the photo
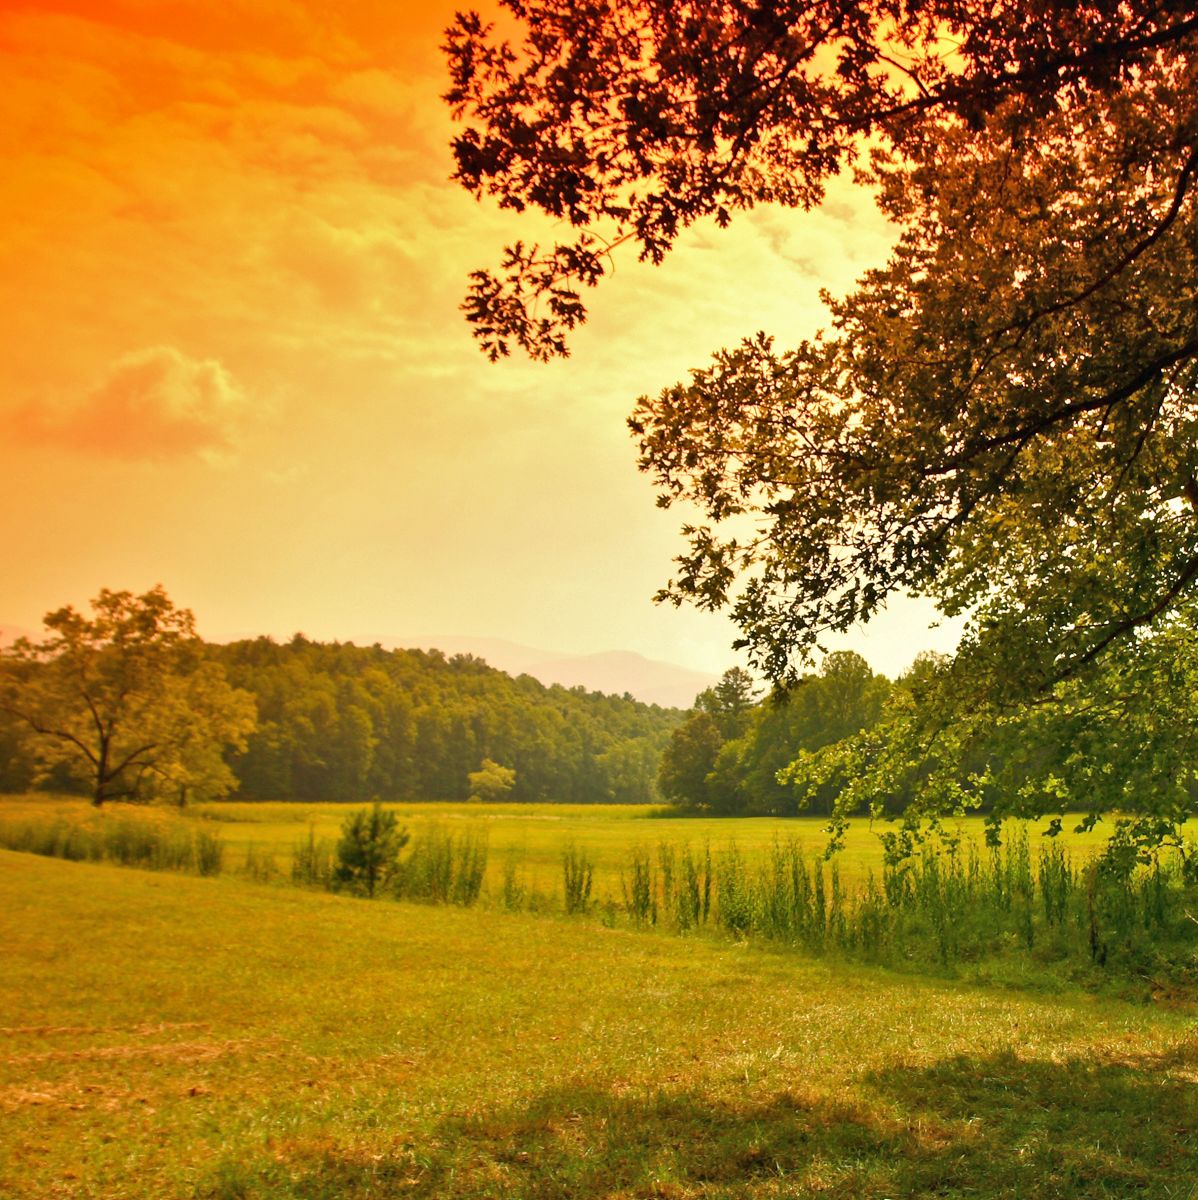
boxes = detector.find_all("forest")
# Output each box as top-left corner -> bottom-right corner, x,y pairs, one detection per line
210,636 -> 680,804
0,624 -> 681,806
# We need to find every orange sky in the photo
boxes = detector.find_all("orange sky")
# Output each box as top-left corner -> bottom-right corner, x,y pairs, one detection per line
0,0 -> 956,677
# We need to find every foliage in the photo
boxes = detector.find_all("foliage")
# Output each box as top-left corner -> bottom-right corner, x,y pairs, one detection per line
291,826 -> 336,888
333,802 -> 410,898
467,757 -> 517,802
210,636 -> 679,804
448,2 -> 1198,850
447,0 -> 1198,362
0,587 -> 256,806
656,711 -> 723,807
661,652 -> 889,814
395,827 -> 489,906
4,797 -> 1196,982
562,843 -> 594,914
784,627 -> 1198,859
693,666 -> 759,740
722,652 -> 890,815
628,71 -> 1198,689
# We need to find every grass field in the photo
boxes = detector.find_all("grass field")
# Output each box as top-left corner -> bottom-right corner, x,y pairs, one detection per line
0,793 -> 1140,899
2,849 -> 1197,1199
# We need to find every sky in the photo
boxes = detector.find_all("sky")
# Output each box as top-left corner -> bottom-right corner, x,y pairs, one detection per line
0,0 -> 959,680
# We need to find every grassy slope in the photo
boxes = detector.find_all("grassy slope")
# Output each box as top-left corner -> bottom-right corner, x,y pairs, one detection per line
2,851 -> 1197,1199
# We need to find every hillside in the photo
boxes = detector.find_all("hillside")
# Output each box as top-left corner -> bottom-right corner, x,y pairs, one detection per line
3,850 -> 1194,1200
207,636 -> 682,804
379,635 -> 719,709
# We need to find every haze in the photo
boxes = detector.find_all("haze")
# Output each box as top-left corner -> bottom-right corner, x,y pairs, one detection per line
0,0 -> 956,681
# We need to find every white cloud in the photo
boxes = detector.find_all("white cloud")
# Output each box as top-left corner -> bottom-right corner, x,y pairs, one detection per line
15,346 -> 249,463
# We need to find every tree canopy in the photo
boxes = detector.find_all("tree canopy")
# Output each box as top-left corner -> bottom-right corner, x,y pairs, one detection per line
209,636 -> 680,804
446,0 -> 1198,678
447,2 -> 1198,847
660,654 -> 889,814
0,587 -> 256,806
467,757 -> 517,802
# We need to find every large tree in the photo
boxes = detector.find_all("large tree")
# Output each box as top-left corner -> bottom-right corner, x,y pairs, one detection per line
657,710 -> 724,807
695,666 -> 760,740
447,2 -> 1198,843
0,587 -> 256,806
446,0 -> 1198,671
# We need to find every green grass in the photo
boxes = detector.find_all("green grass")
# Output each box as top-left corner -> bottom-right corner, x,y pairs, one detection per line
0,793 -> 1145,896
1,851 -> 1197,1199
4,795 -> 1196,986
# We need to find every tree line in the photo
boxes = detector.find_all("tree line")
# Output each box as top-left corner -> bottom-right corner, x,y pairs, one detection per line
207,634 -> 678,804
0,588 -> 682,806
660,648 -> 1198,866
8,590 -> 1196,858
657,656 -> 891,816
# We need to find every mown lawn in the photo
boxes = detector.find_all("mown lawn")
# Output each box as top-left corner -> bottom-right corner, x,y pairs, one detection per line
2,850 -> 1196,1199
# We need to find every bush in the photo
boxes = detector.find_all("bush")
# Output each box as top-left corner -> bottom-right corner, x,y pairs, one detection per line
332,802 -> 409,898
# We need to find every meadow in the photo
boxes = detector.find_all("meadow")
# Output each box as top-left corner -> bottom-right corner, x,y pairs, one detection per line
0,792 -> 1131,894
3,794 -> 1197,987
3,848 -> 1198,1200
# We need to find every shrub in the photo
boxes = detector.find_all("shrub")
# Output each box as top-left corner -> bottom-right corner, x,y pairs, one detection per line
394,827 -> 489,907
332,802 -> 409,898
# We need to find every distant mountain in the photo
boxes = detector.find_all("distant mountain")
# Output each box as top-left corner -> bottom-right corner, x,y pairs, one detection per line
0,621 -> 718,710
376,635 -> 717,710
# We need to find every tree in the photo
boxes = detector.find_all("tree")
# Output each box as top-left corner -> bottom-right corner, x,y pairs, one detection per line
447,3 -> 1198,844
447,2 -> 1198,675
657,711 -> 724,807
0,587 -> 256,806
785,619 -> 1198,858
467,757 -> 517,802
695,667 -> 760,740
699,652 -> 890,815
333,802 -> 410,898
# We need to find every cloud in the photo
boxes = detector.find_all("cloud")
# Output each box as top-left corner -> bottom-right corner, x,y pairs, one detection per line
14,346 -> 249,462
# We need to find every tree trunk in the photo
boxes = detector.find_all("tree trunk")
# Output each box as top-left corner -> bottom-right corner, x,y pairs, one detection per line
93,735 -> 110,806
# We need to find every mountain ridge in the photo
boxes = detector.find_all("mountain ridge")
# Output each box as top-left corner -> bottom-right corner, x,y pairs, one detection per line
375,635 -> 717,710
0,622 -> 718,711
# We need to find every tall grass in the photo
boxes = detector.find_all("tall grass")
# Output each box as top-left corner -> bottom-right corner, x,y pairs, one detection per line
395,827 -> 489,906
239,843 -> 279,883
3,804 -> 1195,982
0,812 -> 224,877
672,842 -> 713,932
563,843 -> 594,914
596,830 -> 1198,979
291,825 -> 335,888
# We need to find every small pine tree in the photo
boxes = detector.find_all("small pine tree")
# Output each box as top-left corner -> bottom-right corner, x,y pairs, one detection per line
333,801 -> 409,898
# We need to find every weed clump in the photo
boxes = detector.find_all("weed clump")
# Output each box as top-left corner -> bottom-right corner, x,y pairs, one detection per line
291,826 -> 335,888
563,844 -> 594,914
596,826 -> 1198,984
395,827 -> 488,906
